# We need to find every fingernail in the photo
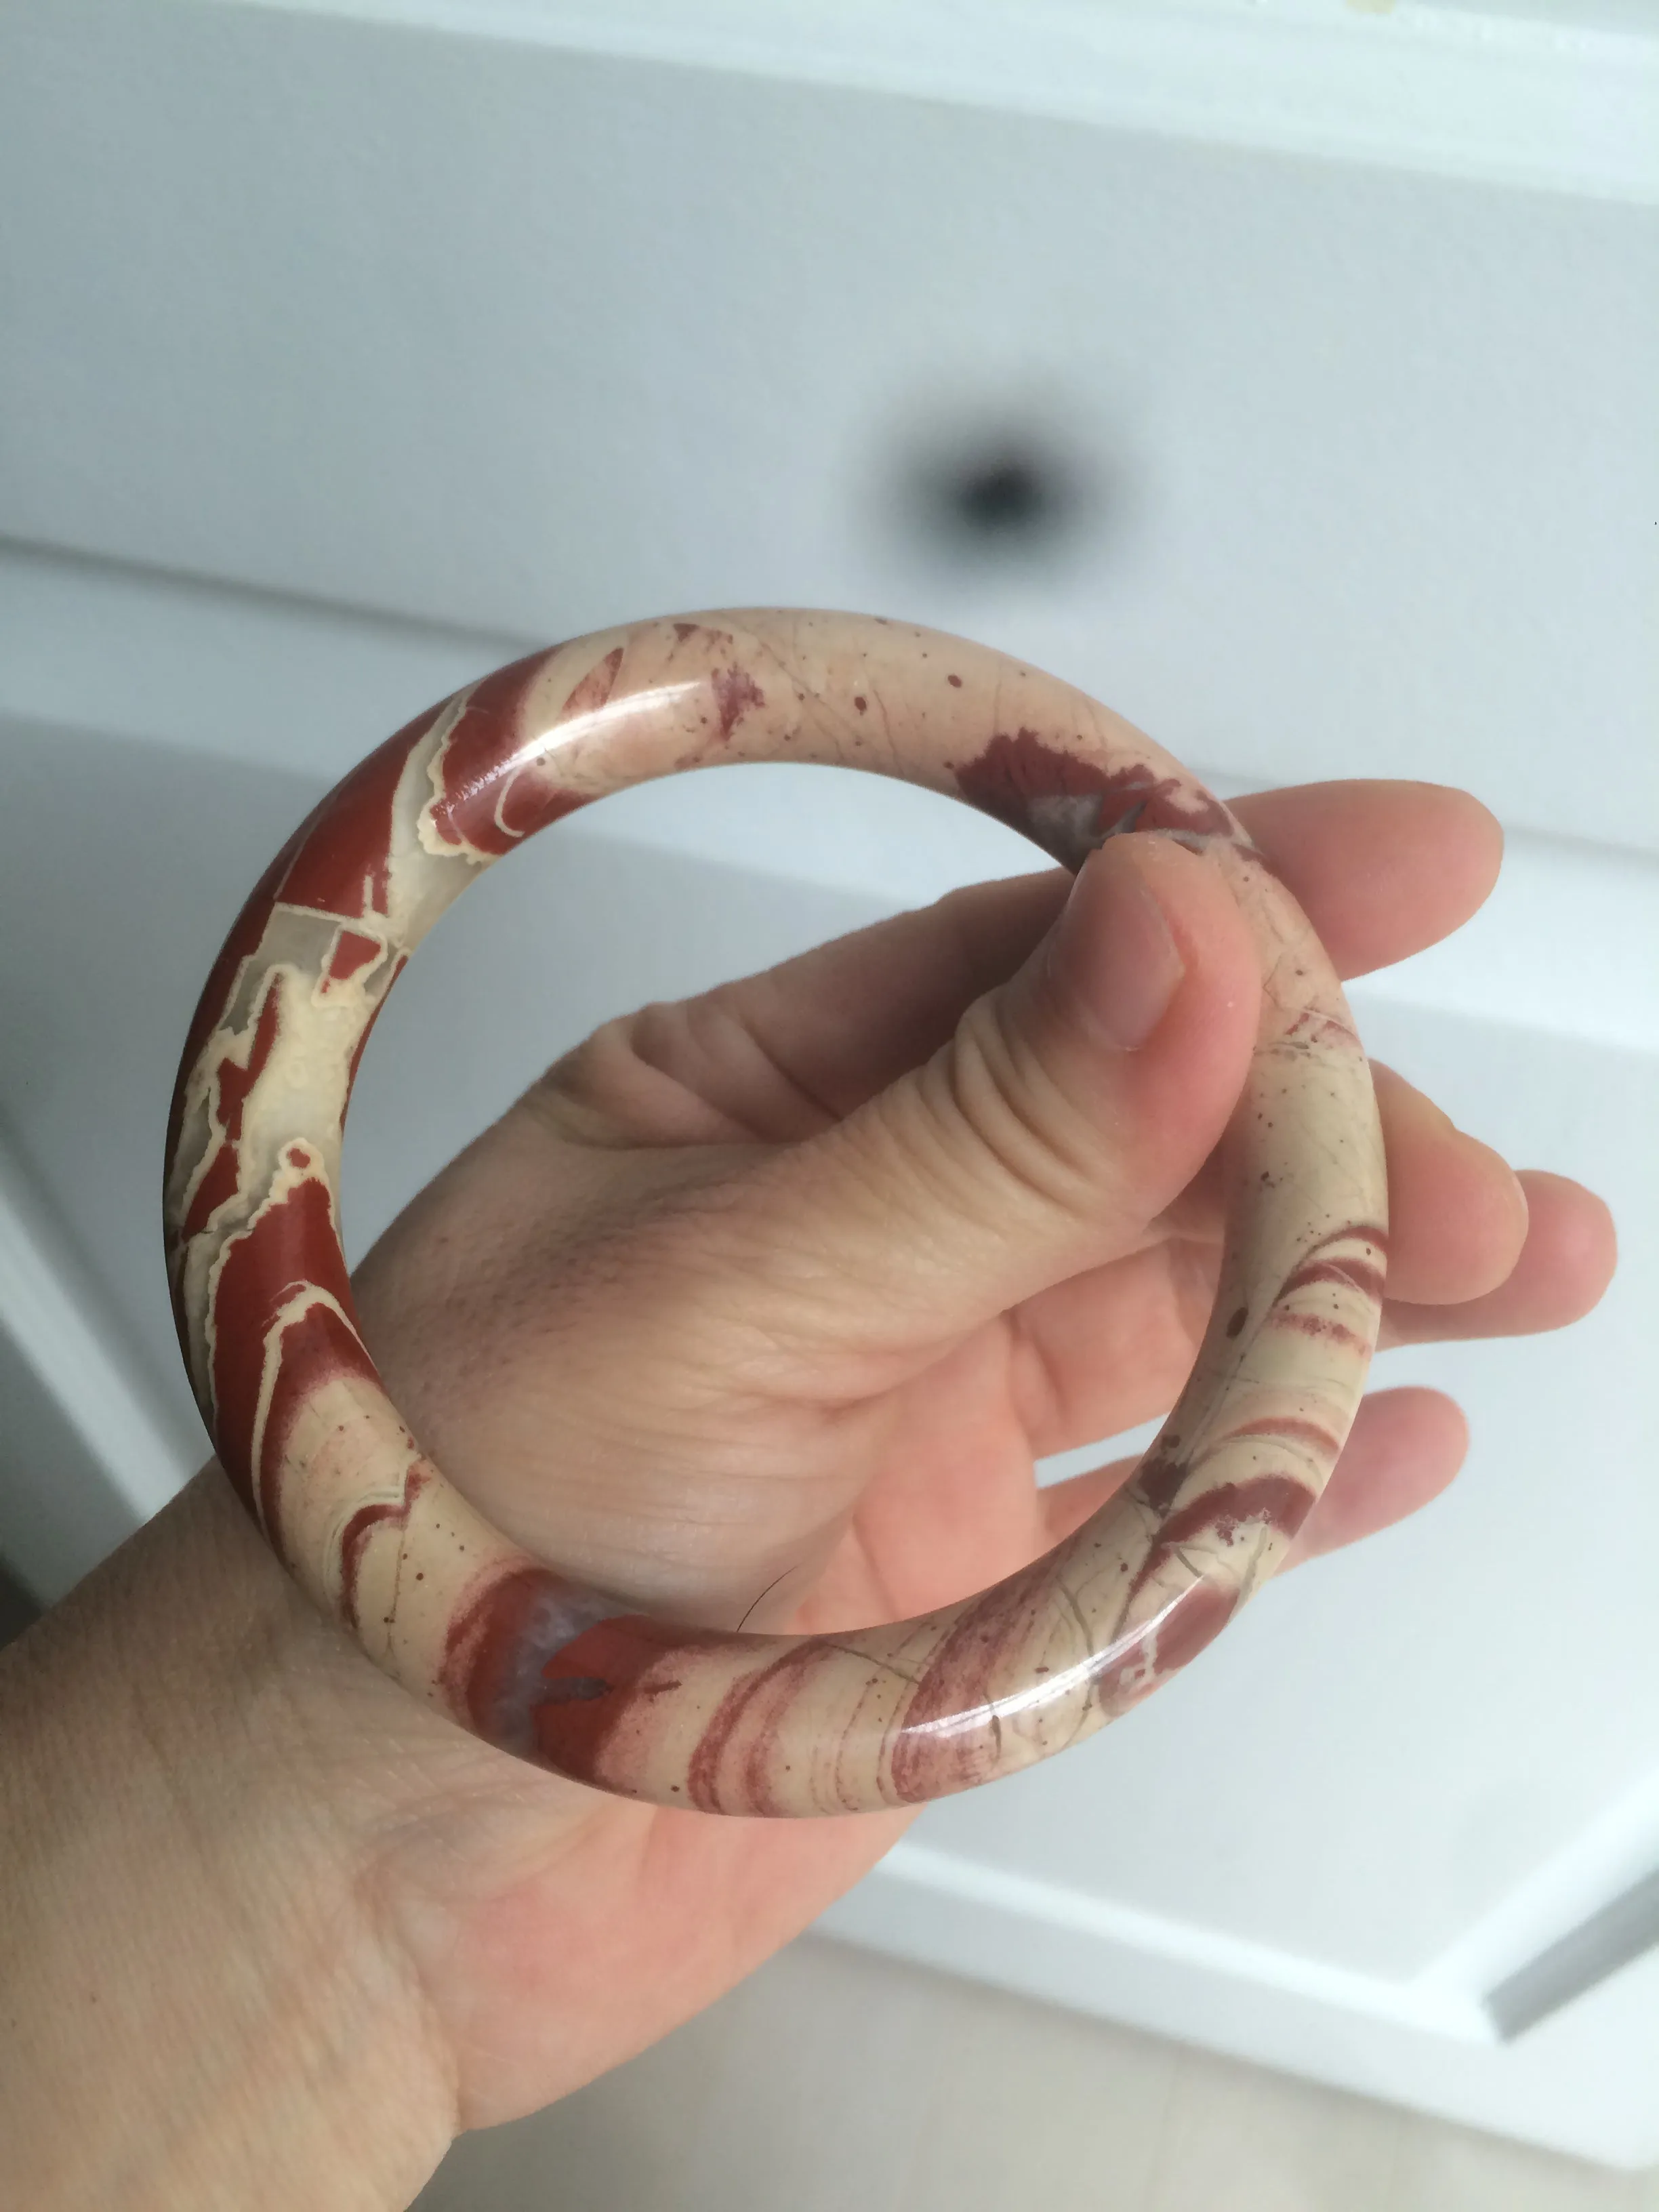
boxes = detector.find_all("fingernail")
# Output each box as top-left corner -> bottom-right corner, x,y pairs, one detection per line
1453,1124 -> 1530,1237
1046,847 -> 1187,1050
1503,1161 -> 1530,1235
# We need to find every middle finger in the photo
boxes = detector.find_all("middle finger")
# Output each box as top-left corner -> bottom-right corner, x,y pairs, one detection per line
642,779 -> 1502,1135
1011,1059 -> 1529,1456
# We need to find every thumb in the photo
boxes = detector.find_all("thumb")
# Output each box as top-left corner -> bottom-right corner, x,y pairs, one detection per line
725,832 -> 1263,1362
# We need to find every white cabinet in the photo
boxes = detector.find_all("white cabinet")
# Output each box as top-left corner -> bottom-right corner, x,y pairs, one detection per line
2,0 -> 1656,2167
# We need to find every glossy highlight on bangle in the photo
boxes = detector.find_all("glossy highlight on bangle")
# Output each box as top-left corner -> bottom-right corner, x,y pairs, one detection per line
164,611 -> 1387,1816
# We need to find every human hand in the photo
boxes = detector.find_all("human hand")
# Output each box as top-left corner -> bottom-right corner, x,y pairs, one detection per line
290,775 -> 1610,2135
7,775 -> 1615,2207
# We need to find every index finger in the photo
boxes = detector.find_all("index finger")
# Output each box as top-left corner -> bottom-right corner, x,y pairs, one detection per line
1229,778 -> 1502,981
664,778 -> 1502,1126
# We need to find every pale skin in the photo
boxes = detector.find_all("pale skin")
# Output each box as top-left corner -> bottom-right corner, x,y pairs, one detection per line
0,781 -> 1616,2210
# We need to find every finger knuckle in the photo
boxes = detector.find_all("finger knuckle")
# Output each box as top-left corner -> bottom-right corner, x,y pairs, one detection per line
930,989 -> 1121,1220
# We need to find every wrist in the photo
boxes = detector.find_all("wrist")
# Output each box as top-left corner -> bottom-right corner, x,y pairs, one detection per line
0,1469 -> 460,2210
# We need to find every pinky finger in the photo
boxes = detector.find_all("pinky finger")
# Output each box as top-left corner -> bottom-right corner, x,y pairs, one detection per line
1283,1386 -> 1467,1565
1037,1385 -> 1468,1570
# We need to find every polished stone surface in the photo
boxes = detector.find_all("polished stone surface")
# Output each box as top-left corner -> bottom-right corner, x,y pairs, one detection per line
165,613 -> 1386,1814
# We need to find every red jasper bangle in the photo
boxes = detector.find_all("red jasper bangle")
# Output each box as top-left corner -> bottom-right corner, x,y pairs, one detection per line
165,612 -> 1387,1816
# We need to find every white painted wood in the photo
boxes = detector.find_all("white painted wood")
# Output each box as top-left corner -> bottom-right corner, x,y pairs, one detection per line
225,0 -> 1659,205
3,5 -> 1655,854
1424,1775 -> 1659,2018
818,1850 -> 1659,2170
838,1838 -> 1496,2043
0,1128 -> 198,1600
6,543 -> 1656,1055
0,541 -> 526,785
1488,1870 -> 1659,2041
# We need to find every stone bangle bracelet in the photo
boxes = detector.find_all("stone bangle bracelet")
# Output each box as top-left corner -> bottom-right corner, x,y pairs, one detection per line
164,611 -> 1387,1817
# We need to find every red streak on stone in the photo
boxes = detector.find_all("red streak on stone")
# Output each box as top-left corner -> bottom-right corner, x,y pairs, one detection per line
535,1613 -> 708,1738
1282,1256 -> 1387,1303
281,714 -> 433,920
1128,1475 -> 1311,1607
1284,1005 -> 1362,1050
954,728 -> 1234,840
558,644 -> 625,722
207,1155 -> 373,1536
535,1614 -> 727,1784
686,1643 -> 829,1814
438,1584 -> 732,1784
890,1569 -> 1050,1803
1161,1473 -> 1311,1553
166,703 -> 455,1347
1152,1578 -> 1240,1671
424,649 -> 592,858
1132,1451 -> 1189,1514
441,1566 -> 552,1729
1268,1309 -> 1366,1350
710,665 -> 765,741
165,705 -> 443,1244
167,834 -> 308,1175
1227,1416 -> 1342,1457
321,926 -> 383,988
339,1463 -> 428,1635
180,975 -> 284,1243
1344,1223 -> 1390,1258
1097,1579 -> 1240,1710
